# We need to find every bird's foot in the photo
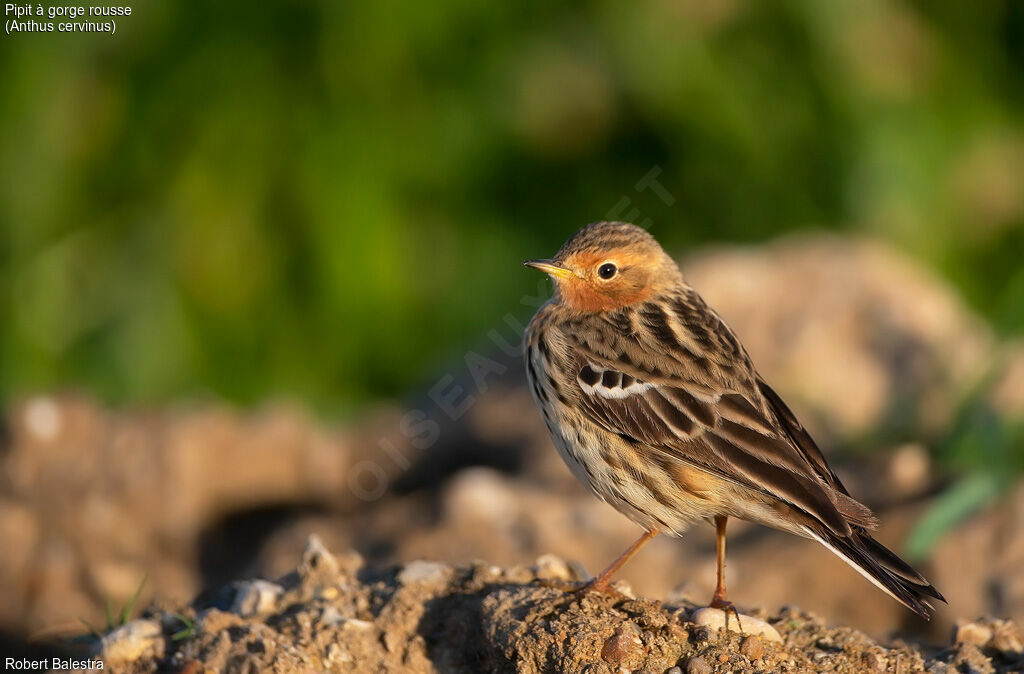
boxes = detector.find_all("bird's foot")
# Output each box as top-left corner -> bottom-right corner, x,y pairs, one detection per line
708,594 -> 744,633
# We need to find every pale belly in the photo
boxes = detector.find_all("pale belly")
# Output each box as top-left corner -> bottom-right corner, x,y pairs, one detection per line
542,405 -> 721,536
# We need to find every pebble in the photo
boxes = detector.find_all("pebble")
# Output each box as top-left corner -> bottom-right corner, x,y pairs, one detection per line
610,579 -> 636,599
684,655 -> 712,674
667,623 -> 688,641
199,608 -> 241,634
320,606 -> 344,626
325,643 -> 353,665
691,607 -> 782,643
320,604 -> 375,631
665,667 -> 683,674
341,618 -> 375,631
533,554 -> 571,581
600,622 -> 643,665
24,396 -> 62,441
888,443 -> 930,493
740,635 -> 765,660
398,560 -> 450,588
954,620 -> 993,647
864,651 -> 887,672
99,619 -> 163,665
231,579 -> 284,617
989,619 -> 1023,654
300,534 -> 340,580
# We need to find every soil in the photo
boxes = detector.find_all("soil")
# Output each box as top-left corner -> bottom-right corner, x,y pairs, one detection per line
92,537 -> 1023,673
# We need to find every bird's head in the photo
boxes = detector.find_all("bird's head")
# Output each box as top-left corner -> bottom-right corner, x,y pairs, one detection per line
524,222 -> 683,312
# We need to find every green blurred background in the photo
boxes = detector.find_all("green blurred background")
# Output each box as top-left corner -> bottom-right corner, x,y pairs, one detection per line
1,0 -> 1022,412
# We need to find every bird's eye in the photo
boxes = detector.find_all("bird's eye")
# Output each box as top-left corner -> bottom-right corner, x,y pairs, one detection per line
597,262 -> 617,280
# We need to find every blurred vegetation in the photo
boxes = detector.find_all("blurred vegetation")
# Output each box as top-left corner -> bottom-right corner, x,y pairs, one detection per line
1,0 -> 1022,412
908,368 -> 1024,558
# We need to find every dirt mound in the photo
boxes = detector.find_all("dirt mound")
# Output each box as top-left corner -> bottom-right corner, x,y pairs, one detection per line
92,537 -> 1021,673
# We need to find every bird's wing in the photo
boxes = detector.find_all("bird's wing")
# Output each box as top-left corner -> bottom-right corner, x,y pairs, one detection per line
755,377 -> 854,497
564,296 -> 876,537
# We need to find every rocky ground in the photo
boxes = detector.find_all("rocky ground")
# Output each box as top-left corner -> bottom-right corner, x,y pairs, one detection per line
2,235 -> 1023,670
87,537 -> 1023,673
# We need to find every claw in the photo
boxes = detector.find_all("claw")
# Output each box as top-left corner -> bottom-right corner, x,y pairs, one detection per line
708,596 -> 744,634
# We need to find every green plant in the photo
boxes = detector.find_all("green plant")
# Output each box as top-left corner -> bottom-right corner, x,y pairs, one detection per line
171,613 -> 196,642
78,574 -> 148,638
906,370 -> 1024,560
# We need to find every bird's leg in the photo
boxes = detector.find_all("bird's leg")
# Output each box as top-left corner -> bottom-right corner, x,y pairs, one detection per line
580,527 -> 660,596
708,515 -> 743,631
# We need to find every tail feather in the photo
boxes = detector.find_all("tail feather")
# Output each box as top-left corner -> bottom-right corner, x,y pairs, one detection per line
804,526 -> 945,620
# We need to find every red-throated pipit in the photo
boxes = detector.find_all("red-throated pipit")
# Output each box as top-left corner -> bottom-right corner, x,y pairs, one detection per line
523,221 -> 944,618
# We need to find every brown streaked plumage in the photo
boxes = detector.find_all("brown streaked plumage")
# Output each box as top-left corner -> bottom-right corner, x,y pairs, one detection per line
523,221 -> 944,619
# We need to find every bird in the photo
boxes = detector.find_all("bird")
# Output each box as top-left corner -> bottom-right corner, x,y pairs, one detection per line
522,221 -> 945,619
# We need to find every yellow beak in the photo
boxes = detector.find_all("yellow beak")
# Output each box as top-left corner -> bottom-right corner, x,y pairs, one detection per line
523,259 -> 576,280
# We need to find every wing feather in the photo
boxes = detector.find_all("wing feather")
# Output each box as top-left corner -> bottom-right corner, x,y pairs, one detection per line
567,295 -> 875,538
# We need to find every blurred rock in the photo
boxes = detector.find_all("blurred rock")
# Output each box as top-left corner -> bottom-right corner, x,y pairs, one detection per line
955,620 -> 994,647
98,618 -> 163,666
533,554 -> 572,582
888,443 -> 932,496
683,235 -> 993,439
398,560 -> 451,589
231,580 -> 284,617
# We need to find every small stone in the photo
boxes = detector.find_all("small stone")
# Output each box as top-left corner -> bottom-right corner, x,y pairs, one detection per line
319,605 -> 375,631
665,667 -> 683,674
889,443 -> 930,493
990,620 -> 1023,654
341,618 -> 375,632
199,608 -> 241,634
398,560 -> 450,588
685,655 -> 712,674
601,622 -> 643,666
667,623 -> 688,641
691,607 -> 782,643
99,619 -> 163,665
320,606 -> 345,627
326,643 -> 353,665
533,554 -> 571,581
740,635 -> 765,660
24,397 -> 62,441
717,653 -> 729,663
864,651 -> 886,672
954,620 -> 993,647
610,579 -> 636,599
300,534 -> 340,580
231,580 -> 284,617
691,626 -> 713,643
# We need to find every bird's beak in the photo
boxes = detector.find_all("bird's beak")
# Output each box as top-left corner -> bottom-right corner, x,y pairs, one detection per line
523,259 -> 576,280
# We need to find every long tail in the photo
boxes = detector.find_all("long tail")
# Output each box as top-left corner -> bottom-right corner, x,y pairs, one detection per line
805,526 -> 946,619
